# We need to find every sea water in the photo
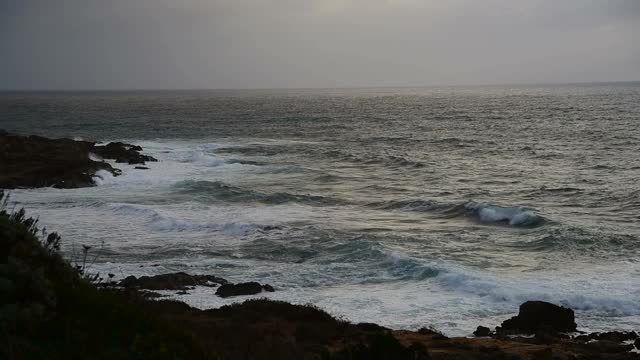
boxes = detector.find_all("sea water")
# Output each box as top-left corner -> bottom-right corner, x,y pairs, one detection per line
1,84 -> 639,335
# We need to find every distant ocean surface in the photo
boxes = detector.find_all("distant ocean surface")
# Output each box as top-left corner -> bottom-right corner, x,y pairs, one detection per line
2,84 -> 639,335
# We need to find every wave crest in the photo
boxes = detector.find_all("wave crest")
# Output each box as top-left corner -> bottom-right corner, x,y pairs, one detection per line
173,180 -> 338,205
369,198 -> 545,227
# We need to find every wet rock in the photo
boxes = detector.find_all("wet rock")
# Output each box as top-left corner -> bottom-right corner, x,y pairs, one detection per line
134,166 -> 149,170
497,301 -> 577,335
215,282 -> 275,298
119,272 -> 227,290
473,326 -> 493,337
92,141 -> 157,165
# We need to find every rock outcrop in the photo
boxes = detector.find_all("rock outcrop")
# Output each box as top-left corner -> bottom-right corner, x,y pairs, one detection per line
215,282 -> 275,298
0,131 -> 118,188
119,272 -> 227,290
92,141 -> 157,165
496,301 -> 577,335
0,131 -> 156,189
473,326 -> 493,337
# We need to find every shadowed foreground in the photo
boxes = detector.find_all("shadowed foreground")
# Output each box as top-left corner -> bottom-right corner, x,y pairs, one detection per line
2,188 -> 639,358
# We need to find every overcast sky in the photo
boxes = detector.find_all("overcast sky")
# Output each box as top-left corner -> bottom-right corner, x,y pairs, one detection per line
1,0 -> 639,89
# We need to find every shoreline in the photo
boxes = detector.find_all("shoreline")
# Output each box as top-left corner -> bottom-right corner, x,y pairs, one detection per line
2,131 -> 639,359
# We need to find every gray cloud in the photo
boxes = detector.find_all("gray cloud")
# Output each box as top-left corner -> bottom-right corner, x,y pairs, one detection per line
1,0 -> 638,89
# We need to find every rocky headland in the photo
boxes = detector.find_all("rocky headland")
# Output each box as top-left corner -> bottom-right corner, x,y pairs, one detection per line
0,130 -> 156,189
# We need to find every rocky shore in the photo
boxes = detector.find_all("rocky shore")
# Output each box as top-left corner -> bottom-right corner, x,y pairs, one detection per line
1,133 -> 639,359
0,130 -> 156,189
99,271 -> 640,359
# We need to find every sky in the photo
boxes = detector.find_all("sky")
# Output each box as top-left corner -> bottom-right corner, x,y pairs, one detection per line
1,0 -> 639,90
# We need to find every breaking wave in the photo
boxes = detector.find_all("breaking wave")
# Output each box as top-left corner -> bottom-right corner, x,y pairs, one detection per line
369,199 -> 544,227
107,203 -> 268,235
172,180 -> 340,205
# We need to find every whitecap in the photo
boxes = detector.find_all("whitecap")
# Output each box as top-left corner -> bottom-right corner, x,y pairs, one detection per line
465,201 -> 543,226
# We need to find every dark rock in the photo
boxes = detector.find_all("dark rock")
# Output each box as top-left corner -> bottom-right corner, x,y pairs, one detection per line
140,291 -> 165,299
0,131 -> 118,189
134,166 -> 149,170
356,323 -> 391,332
92,141 -> 157,165
118,272 -> 227,290
417,327 -> 440,336
176,290 -> 189,295
215,282 -> 275,298
635,338 -> 640,350
534,326 -> 560,344
588,331 -> 638,343
584,340 -> 634,353
473,326 -> 493,337
497,301 -> 577,335
431,333 -> 449,341
573,334 -> 592,343
120,275 -> 138,288
417,327 -> 448,340
0,131 -> 157,189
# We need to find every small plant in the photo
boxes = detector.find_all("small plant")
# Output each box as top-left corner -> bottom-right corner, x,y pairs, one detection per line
70,241 -> 105,284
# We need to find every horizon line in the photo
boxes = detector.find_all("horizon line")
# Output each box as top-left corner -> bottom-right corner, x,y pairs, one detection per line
1,80 -> 639,93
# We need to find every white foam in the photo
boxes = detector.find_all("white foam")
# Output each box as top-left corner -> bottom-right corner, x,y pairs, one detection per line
177,150 -> 226,167
465,201 -> 542,226
431,262 -> 640,316
92,169 -> 116,185
9,139 -> 639,337
107,203 -> 262,235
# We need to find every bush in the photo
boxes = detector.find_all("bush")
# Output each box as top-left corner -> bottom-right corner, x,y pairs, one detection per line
0,191 -> 198,360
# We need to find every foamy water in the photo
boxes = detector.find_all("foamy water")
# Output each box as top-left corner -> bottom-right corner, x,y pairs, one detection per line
3,85 -> 640,335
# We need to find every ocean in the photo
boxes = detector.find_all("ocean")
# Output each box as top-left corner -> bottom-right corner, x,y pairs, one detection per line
1,83 -> 639,335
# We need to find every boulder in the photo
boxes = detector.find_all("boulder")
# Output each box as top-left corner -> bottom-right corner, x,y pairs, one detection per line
473,326 -> 493,337
496,301 -> 577,335
215,282 -> 275,298
118,272 -> 227,290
